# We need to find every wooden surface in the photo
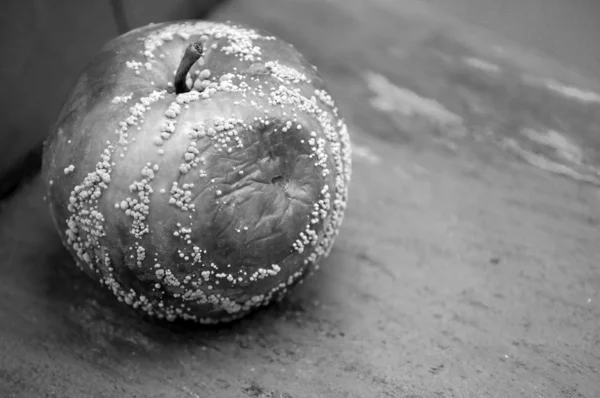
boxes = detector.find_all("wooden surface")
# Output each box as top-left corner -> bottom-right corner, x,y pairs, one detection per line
1,0 -> 600,397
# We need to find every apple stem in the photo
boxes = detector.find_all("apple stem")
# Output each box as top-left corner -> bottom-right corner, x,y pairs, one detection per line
174,42 -> 204,94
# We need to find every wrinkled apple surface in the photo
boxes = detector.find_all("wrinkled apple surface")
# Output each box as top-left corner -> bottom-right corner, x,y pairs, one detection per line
42,21 -> 352,323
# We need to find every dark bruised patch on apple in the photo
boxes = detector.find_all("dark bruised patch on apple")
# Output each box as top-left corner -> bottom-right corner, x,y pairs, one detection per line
271,174 -> 285,185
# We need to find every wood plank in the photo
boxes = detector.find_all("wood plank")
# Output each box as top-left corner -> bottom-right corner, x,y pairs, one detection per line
1,0 -> 599,397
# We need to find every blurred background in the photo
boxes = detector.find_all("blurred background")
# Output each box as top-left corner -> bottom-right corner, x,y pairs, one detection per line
0,0 -> 599,179
1,0 -> 599,193
423,0 -> 600,76
1,1 -> 599,397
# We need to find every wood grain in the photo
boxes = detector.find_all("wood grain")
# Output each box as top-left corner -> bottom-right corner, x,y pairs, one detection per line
1,0 -> 599,397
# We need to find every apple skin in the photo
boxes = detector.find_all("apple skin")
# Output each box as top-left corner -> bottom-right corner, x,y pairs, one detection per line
42,20 -> 352,323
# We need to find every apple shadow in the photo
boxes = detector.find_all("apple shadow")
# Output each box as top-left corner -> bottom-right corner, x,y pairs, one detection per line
0,175 -> 338,372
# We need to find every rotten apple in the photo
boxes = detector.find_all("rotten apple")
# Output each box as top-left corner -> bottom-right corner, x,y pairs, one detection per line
42,20 -> 352,323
